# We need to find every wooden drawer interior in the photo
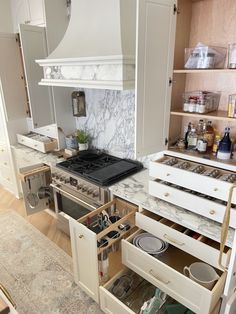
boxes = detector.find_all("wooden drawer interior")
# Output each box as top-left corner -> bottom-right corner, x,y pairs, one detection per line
78,198 -> 137,255
125,229 -> 224,292
156,155 -> 236,183
138,210 -> 231,268
102,268 -> 195,314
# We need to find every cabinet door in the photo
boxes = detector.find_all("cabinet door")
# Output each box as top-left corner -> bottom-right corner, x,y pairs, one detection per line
0,34 -> 27,121
19,24 -> 55,128
135,0 -> 177,158
11,0 -> 30,32
69,217 -> 100,303
225,291 -> 236,314
26,0 -> 45,26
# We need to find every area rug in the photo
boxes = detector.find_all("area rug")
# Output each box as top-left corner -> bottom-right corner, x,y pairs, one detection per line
0,210 -> 102,314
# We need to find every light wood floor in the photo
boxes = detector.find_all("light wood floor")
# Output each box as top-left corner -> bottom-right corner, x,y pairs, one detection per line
0,186 -> 72,256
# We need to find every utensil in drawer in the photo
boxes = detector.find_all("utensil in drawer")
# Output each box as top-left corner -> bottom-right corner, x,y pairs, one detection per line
26,178 -> 39,209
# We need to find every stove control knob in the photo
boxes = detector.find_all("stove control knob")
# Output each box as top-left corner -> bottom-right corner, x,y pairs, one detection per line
77,185 -> 82,190
93,191 -> 99,197
56,175 -> 60,180
52,173 -> 56,178
82,186 -> 88,192
60,177 -> 65,182
87,188 -> 93,195
64,178 -> 70,184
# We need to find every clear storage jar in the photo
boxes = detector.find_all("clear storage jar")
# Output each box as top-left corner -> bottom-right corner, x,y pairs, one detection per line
182,91 -> 220,114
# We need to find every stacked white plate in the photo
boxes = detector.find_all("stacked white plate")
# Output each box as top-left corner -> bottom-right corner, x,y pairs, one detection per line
133,233 -> 169,257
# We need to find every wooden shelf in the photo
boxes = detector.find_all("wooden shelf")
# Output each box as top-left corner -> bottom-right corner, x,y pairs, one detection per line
173,69 -> 236,74
170,109 -> 236,122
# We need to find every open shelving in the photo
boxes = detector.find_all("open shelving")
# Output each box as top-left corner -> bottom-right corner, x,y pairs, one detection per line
173,69 -> 236,74
170,109 -> 235,122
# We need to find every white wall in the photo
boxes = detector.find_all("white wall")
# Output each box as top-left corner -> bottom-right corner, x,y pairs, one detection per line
0,0 -> 13,33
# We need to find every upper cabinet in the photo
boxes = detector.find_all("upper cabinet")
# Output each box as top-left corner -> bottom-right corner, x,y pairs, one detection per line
135,0 -> 177,158
19,24 -> 55,128
11,0 -> 45,33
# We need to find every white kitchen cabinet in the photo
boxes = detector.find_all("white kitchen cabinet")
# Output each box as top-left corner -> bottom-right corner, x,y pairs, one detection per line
11,0 -> 45,33
135,0 -> 177,158
0,33 -> 28,196
19,24 -> 54,128
69,198 -> 137,303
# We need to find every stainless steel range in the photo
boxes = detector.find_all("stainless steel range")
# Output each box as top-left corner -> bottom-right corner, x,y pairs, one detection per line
51,151 -> 143,235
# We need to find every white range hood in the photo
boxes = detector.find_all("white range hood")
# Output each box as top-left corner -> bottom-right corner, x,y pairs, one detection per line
36,0 -> 136,90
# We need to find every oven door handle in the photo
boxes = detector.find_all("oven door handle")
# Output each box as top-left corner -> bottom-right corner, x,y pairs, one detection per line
51,184 -> 98,211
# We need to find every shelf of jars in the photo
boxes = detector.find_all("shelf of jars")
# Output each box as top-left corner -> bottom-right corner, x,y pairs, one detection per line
170,110 -> 235,122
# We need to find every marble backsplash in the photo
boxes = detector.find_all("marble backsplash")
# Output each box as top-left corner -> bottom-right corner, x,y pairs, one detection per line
75,89 -> 136,158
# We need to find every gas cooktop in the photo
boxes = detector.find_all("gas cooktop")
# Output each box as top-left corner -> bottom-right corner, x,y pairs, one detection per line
56,151 -> 143,186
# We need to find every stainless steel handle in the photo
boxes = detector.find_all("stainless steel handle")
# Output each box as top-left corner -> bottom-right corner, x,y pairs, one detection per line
164,234 -> 185,246
149,269 -> 170,284
50,184 -> 97,210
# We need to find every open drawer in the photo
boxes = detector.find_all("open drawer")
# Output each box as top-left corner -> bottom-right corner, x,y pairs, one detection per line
149,179 -> 236,228
122,229 -> 226,314
149,151 -> 236,204
100,267 -> 196,314
136,210 -> 231,269
69,198 -> 137,303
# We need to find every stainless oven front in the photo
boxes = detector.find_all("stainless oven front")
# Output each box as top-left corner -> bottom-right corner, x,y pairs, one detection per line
51,184 -> 100,235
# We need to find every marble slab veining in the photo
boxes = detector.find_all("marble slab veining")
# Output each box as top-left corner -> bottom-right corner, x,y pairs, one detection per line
109,169 -> 234,247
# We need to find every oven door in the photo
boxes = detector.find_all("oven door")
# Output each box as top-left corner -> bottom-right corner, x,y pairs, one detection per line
51,184 -> 99,235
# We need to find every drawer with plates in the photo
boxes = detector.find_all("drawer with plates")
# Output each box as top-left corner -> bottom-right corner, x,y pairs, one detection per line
135,210 -> 231,269
17,133 -> 58,153
122,229 -> 226,314
149,179 -> 236,228
149,151 -> 236,204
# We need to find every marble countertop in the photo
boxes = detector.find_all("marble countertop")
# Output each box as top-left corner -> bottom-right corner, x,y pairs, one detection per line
110,169 -> 234,247
12,144 -> 65,167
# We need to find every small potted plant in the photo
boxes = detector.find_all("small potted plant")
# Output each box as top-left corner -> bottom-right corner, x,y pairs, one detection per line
76,129 -> 90,151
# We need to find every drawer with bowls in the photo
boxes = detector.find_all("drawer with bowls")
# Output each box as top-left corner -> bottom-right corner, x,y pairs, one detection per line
149,152 -> 236,204
121,228 -> 226,314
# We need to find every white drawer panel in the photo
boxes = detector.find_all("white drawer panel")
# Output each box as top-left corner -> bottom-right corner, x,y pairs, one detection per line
122,231 -> 226,314
17,134 -> 58,153
0,145 -> 10,168
136,211 -> 231,269
100,269 -> 135,314
149,179 -> 236,228
0,166 -> 13,183
149,159 -> 236,204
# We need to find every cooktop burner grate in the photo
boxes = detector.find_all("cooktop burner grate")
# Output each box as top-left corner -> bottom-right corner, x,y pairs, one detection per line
56,151 -> 143,186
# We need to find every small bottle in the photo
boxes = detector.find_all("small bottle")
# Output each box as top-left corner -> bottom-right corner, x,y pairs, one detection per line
185,122 -> 192,149
212,134 -> 221,155
203,121 -> 215,150
196,119 -> 204,136
188,127 -> 198,150
217,128 -> 232,160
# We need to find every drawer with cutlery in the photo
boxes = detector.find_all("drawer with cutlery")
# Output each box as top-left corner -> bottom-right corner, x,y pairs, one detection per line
122,229 -> 226,314
149,179 -> 236,228
149,151 -> 236,204
136,210 -> 231,269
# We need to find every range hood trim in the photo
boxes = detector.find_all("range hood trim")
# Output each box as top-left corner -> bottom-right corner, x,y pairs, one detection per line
36,0 -> 136,90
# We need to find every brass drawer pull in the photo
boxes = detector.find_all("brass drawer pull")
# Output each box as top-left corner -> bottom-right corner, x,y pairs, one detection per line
79,234 -> 84,239
209,210 -> 216,215
149,269 -> 170,284
164,234 -> 185,246
166,173 -> 170,177
214,188 -> 218,192
164,193 -> 170,197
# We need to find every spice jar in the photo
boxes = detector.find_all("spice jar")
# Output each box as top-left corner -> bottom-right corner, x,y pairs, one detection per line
228,44 -> 236,69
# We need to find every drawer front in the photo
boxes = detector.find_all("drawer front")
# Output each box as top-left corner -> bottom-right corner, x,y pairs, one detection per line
100,286 -> 134,314
0,166 -> 13,183
17,134 -> 57,153
0,146 -> 10,168
149,180 -> 236,228
136,212 -> 231,269
149,160 -> 236,204
122,237 -> 225,314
